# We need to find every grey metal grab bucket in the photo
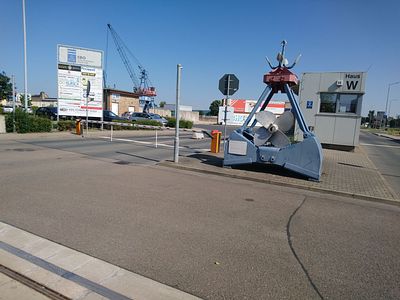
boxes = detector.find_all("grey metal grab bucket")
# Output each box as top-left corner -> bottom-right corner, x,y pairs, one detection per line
223,41 -> 323,180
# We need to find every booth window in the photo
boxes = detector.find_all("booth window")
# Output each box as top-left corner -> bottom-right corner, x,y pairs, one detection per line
320,93 -> 337,113
320,93 -> 359,113
338,94 -> 358,113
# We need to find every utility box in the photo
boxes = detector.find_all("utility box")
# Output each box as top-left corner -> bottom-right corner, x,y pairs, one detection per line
295,72 -> 366,149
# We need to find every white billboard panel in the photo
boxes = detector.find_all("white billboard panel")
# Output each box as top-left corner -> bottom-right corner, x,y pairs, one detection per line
57,45 -> 103,118
58,45 -> 102,68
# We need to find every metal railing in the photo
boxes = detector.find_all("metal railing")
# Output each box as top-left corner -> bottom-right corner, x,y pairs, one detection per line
81,119 -> 163,131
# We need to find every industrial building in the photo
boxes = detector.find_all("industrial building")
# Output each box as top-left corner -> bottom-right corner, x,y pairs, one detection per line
103,88 -> 140,116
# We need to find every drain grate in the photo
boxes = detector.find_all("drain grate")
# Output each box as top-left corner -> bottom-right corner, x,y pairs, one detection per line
0,264 -> 71,300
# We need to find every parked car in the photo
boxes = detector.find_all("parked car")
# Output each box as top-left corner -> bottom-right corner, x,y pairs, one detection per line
36,107 -> 58,119
121,111 -> 134,120
2,106 -> 13,113
103,110 -> 124,122
25,107 -> 33,114
129,112 -> 168,126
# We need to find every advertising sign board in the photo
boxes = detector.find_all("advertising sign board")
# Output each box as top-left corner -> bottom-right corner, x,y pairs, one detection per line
57,45 -> 103,118
218,100 -> 286,125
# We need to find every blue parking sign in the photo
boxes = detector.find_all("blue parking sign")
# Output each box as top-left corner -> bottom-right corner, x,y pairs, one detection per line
306,100 -> 313,109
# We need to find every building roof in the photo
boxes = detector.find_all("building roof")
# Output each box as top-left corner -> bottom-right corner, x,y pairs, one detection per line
104,88 -> 140,98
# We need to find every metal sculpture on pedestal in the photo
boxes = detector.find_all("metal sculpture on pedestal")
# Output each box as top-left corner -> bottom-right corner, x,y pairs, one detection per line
223,41 -> 323,180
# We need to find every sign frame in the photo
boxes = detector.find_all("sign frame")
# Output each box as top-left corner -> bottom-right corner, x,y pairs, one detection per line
57,44 -> 104,119
219,74 -> 239,96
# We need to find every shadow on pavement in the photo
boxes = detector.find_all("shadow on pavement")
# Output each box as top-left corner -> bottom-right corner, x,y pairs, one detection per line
186,153 -> 223,167
186,153 -> 309,180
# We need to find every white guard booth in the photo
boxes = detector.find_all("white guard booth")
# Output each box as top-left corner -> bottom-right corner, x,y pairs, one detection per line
295,72 -> 366,149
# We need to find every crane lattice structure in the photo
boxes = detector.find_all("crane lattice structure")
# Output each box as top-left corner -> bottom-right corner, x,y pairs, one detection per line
106,24 -> 156,112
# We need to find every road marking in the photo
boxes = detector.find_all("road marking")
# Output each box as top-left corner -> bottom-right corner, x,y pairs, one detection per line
360,143 -> 400,148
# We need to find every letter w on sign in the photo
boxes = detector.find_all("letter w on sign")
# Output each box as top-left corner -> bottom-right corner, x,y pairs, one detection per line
346,81 -> 358,90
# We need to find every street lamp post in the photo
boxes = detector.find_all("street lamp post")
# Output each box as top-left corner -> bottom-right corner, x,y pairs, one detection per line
22,0 -> 28,111
388,99 -> 400,119
174,64 -> 182,163
384,81 -> 400,126
12,75 -> 16,133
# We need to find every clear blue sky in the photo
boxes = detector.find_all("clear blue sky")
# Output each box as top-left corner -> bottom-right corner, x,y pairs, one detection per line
2,0 -> 400,116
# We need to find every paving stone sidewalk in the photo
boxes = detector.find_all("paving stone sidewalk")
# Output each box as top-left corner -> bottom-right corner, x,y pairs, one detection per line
160,147 -> 399,204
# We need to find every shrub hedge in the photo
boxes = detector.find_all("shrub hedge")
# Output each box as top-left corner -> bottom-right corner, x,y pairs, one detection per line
166,117 -> 193,129
134,119 -> 163,127
5,109 -> 52,133
57,120 -> 76,131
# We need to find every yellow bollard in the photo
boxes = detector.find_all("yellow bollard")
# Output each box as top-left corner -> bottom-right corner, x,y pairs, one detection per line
210,130 -> 221,153
75,119 -> 81,135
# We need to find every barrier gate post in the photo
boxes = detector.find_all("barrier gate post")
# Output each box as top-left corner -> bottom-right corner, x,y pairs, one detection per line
210,130 -> 221,153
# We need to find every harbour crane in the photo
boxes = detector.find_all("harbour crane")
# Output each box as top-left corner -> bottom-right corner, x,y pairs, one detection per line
106,24 -> 156,113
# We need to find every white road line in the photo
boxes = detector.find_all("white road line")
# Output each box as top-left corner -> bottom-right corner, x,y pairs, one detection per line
360,143 -> 400,148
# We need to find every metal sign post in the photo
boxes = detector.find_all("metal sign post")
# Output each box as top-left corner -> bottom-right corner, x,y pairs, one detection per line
174,64 -> 182,163
12,75 -> 16,133
219,74 -> 239,150
85,81 -> 91,137
223,77 -> 231,151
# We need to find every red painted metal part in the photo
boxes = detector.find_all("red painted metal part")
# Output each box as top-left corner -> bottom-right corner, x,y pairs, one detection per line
263,67 -> 298,92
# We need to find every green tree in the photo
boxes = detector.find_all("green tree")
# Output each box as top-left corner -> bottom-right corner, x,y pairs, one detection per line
368,110 -> 375,127
389,116 -> 400,128
209,99 -> 222,116
159,101 -> 166,108
19,94 -> 32,107
0,71 -> 12,100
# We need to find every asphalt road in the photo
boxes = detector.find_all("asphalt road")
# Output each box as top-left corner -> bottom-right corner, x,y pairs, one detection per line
18,131 -> 212,165
197,124 -> 239,140
1,134 -> 400,299
359,130 -> 400,197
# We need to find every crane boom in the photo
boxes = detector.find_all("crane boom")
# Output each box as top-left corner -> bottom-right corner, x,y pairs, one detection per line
107,24 -> 140,89
107,24 -> 157,113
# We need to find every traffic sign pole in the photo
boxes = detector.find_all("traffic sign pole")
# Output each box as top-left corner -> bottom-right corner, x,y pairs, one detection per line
223,75 -> 230,151
218,73 -> 239,152
85,81 -> 91,137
